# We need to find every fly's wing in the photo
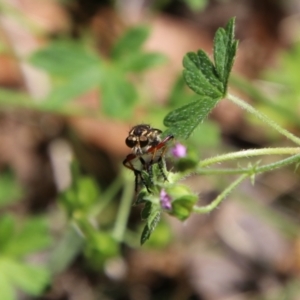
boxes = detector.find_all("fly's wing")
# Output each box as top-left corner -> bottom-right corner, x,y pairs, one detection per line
146,135 -> 174,164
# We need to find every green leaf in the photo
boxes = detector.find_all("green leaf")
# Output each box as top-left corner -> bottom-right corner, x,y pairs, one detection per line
171,195 -> 198,221
30,40 -> 103,110
141,201 -> 152,220
0,270 -> 15,300
111,26 -> 150,59
213,17 -> 238,94
164,18 -> 238,139
135,189 -> 148,205
77,176 -> 100,210
163,97 -> 221,139
0,215 -> 14,250
84,232 -> 119,269
118,52 -> 167,72
41,65 -> 101,110
30,40 -> 100,77
100,69 -> 137,118
140,210 -> 161,245
0,172 -> 22,208
183,50 -> 223,97
1,258 -> 50,296
2,216 -> 52,258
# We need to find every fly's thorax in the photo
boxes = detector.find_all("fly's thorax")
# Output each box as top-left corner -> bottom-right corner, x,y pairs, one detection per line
125,125 -> 163,155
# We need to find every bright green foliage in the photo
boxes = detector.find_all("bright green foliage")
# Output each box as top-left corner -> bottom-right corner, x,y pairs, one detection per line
100,69 -> 137,118
30,26 -> 166,118
0,216 -> 51,258
30,40 -> 100,77
30,40 -> 102,110
0,215 -> 52,299
0,172 -> 22,208
59,163 -> 119,268
111,26 -> 150,59
60,174 -> 100,217
111,26 -> 166,72
84,232 -> 119,269
163,18 -> 238,139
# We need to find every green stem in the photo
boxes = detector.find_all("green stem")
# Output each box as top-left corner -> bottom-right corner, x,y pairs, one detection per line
196,154 -> 300,175
227,93 -> 300,145
192,154 -> 300,214
199,147 -> 300,168
91,173 -> 123,218
112,170 -> 135,242
193,174 -> 248,213
173,147 -> 300,182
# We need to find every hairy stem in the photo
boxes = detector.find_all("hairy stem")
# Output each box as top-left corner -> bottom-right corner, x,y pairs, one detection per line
196,154 -> 300,175
192,154 -> 300,214
199,147 -> 300,168
173,147 -> 300,182
228,93 -> 300,145
193,174 -> 248,213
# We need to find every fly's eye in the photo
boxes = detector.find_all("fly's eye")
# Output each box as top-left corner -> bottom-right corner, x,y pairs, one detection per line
125,136 -> 137,148
139,136 -> 148,147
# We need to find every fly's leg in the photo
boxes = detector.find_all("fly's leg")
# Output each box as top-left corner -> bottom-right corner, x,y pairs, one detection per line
138,157 -> 152,192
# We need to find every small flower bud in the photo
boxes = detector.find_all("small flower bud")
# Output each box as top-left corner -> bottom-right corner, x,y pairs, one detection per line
160,189 -> 172,210
171,143 -> 187,158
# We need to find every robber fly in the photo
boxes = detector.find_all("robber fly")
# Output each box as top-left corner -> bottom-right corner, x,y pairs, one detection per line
123,124 -> 174,192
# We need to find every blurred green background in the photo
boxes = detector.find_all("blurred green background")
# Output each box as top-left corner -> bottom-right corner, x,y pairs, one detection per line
0,0 -> 300,299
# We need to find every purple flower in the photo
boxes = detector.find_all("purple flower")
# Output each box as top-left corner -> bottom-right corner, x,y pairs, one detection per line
171,143 -> 187,158
160,189 -> 172,210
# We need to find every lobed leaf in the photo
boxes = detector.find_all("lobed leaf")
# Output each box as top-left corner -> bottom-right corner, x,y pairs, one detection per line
2,216 -> 52,258
163,96 -> 221,139
30,41 -> 100,77
183,52 -> 223,98
213,17 -> 238,94
41,66 -> 101,110
100,69 -> 137,118
118,52 -> 167,73
111,26 -> 150,59
2,259 -> 50,296
164,18 -> 238,139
